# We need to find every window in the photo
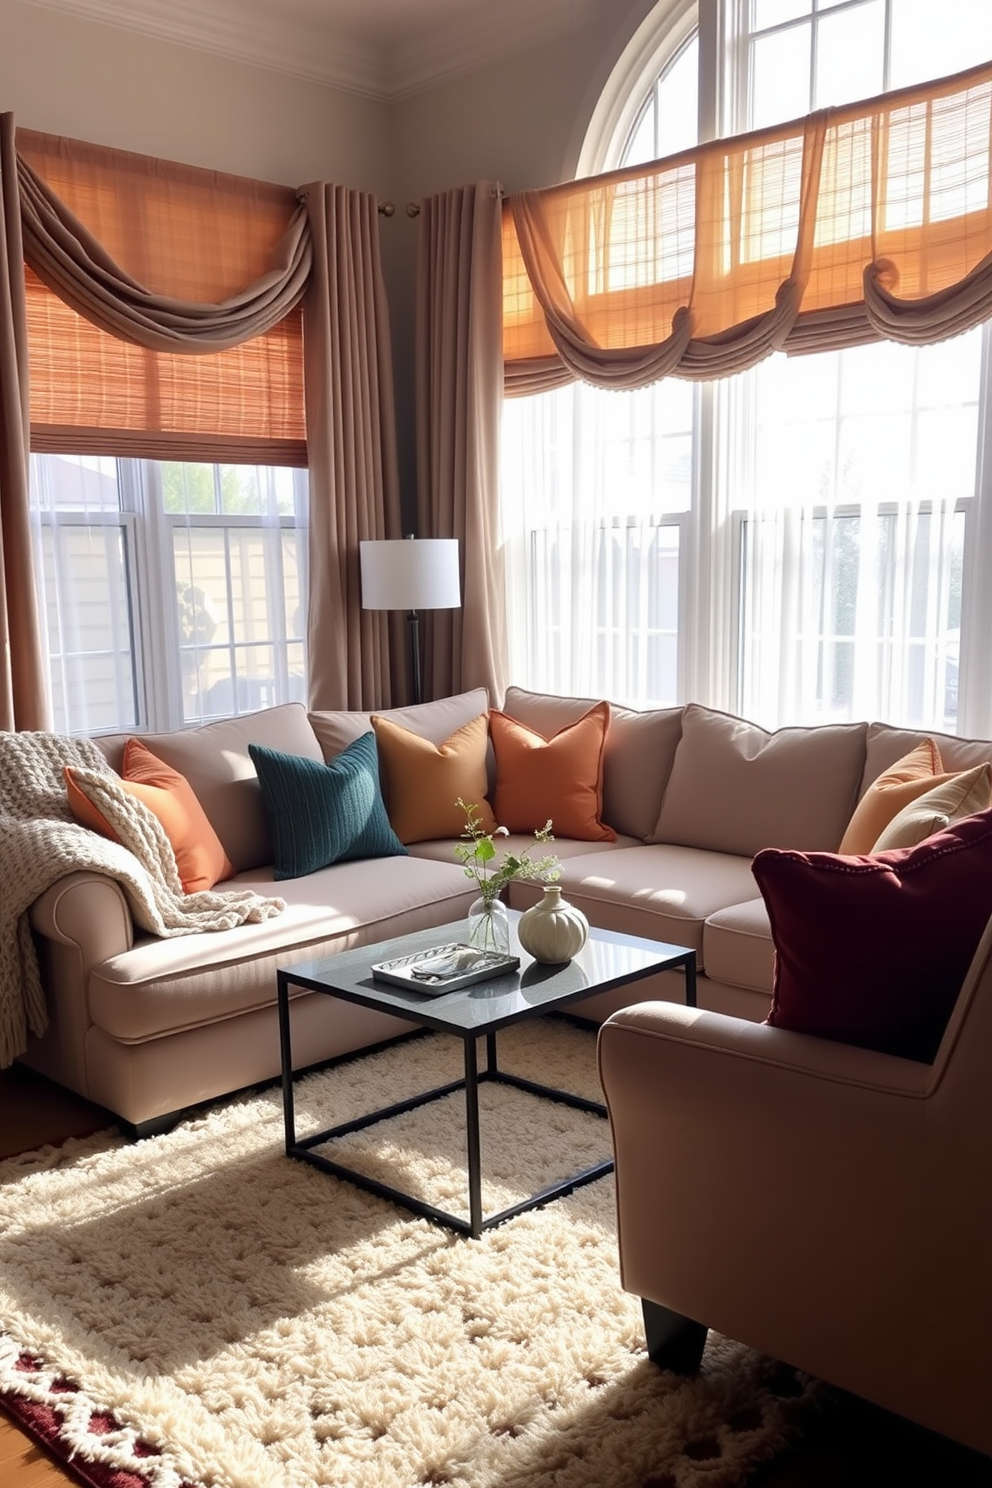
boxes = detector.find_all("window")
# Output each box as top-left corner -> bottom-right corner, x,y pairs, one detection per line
30,454 -> 308,735
501,0 -> 992,735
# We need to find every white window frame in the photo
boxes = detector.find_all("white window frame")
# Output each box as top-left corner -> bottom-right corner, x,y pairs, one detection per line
30,454 -> 309,736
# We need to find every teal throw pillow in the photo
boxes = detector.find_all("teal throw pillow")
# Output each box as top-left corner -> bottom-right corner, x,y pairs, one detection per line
248,733 -> 407,880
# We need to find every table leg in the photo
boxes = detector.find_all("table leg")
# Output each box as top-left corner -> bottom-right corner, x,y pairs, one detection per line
485,1030 -> 498,1074
464,1037 -> 483,1239
684,955 -> 697,1008
277,972 -> 296,1153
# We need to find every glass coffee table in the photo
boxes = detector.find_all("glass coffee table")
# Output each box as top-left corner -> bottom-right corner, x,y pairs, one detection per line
277,914 -> 696,1239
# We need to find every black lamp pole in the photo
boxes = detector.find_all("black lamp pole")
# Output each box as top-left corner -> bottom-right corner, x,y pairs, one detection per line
407,609 -> 423,705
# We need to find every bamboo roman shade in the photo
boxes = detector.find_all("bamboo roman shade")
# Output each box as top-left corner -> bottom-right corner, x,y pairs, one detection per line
17,129 -> 308,463
503,59 -> 992,393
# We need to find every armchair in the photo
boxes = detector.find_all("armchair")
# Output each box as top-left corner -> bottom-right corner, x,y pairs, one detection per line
597,917 -> 992,1457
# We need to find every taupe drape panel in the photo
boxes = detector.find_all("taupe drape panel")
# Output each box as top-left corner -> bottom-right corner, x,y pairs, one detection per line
0,114 -> 47,730
304,182 -> 402,711
416,183 -> 507,703
503,59 -> 992,393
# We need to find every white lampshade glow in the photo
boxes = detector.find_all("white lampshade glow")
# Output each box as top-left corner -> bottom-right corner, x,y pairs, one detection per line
359,538 -> 461,612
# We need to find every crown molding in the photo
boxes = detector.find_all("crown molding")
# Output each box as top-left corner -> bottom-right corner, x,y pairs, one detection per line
22,0 -> 596,101
22,0 -> 391,98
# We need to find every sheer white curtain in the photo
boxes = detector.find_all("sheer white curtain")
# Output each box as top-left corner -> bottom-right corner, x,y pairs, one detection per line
736,331 -> 977,730
501,376 -> 691,706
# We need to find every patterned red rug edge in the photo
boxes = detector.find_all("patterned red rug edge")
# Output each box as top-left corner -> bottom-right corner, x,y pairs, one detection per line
0,1339 -> 200,1488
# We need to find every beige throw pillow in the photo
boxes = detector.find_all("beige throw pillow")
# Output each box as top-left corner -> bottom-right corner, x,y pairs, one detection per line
870,763 -> 992,851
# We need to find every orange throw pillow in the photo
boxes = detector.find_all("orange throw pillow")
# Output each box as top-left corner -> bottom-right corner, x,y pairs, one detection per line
371,713 -> 497,844
489,701 -> 616,841
838,739 -> 972,854
65,738 -> 234,893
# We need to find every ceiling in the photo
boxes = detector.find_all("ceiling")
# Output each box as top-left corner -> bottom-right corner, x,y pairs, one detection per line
24,0 -> 595,101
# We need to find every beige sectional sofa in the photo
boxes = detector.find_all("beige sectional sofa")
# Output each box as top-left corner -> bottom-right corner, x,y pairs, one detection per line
18,683 -> 992,1134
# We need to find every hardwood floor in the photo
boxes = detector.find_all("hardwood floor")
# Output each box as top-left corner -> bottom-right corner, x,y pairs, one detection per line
1,1063 -> 990,1488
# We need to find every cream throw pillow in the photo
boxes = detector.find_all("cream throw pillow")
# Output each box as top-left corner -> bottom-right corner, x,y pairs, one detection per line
870,762 -> 992,851
839,738 -> 951,854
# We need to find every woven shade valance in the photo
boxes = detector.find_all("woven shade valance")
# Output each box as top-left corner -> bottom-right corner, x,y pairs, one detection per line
503,58 -> 992,393
17,128 -> 308,463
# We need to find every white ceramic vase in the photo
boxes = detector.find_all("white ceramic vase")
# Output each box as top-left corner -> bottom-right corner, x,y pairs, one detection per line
517,885 -> 589,964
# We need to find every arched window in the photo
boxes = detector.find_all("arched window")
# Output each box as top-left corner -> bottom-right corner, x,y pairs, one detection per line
501,0 -> 992,735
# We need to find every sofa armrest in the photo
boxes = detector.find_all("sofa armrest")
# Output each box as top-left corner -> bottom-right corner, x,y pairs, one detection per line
599,1001 -> 933,1098
29,870 -> 134,967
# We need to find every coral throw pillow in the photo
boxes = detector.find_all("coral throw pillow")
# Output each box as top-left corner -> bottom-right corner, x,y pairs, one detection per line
248,733 -> 406,880
371,713 -> 497,844
838,738 -> 971,854
489,701 -> 616,841
753,808 -> 992,1062
65,739 -> 234,894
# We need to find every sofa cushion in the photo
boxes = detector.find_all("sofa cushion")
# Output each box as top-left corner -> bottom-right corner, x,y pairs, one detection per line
85,855 -> 475,1042
753,809 -> 992,1062
509,844 -> 758,963
702,897 -> 775,995
65,739 -> 234,894
858,721 -> 992,793
650,703 -> 866,856
489,701 -> 616,842
838,739 -> 961,854
370,713 -> 497,843
309,689 -> 490,762
501,686 -> 683,840
94,703 -> 323,873
871,763 -> 992,850
249,734 -> 406,880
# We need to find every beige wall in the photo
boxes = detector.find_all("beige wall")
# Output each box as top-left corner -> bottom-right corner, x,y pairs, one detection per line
0,0 -> 656,515
0,0 -> 393,191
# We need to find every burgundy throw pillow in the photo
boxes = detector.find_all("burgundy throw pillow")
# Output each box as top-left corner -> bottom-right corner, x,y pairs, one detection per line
752,807 -> 992,1063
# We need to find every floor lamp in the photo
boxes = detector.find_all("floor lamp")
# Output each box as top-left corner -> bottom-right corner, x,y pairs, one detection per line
359,537 -> 461,704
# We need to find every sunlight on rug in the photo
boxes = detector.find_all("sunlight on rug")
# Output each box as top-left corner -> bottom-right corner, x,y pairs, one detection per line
0,1019 -> 823,1488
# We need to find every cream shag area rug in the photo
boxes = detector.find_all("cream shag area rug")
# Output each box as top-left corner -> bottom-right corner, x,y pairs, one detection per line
0,1019 -> 822,1488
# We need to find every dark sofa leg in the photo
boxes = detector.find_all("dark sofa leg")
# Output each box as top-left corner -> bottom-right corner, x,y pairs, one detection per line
642,1297 -> 709,1373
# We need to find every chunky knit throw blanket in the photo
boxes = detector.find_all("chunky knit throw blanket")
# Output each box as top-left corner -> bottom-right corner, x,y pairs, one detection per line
0,731 -> 285,1068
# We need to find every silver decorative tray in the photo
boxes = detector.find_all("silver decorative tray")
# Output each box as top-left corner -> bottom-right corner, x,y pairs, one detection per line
371,943 -> 520,995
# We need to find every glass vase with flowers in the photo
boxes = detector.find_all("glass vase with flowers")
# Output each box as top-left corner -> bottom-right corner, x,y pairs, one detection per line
454,799 -> 561,957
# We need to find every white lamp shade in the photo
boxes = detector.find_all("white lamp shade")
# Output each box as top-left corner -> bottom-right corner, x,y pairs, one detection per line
360,538 -> 461,612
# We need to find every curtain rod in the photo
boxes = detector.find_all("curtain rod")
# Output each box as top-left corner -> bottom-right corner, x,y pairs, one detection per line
388,183 -> 506,219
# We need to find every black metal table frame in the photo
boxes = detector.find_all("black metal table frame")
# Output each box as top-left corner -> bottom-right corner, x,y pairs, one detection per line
277,935 -> 696,1241
278,1001 -> 611,1239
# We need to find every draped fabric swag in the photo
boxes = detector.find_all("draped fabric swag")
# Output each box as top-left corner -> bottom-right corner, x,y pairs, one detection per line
415,183 -> 507,703
503,59 -> 992,394
0,114 -> 402,728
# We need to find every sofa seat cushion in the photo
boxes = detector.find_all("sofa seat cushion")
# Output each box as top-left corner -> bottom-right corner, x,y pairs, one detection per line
702,897 -> 774,994
85,857 -> 474,1043
408,833 -> 641,868
507,845 -> 758,965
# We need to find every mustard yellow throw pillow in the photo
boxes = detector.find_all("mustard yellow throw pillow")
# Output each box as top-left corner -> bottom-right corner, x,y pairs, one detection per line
839,738 -> 961,854
870,762 -> 992,851
371,712 -> 497,844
